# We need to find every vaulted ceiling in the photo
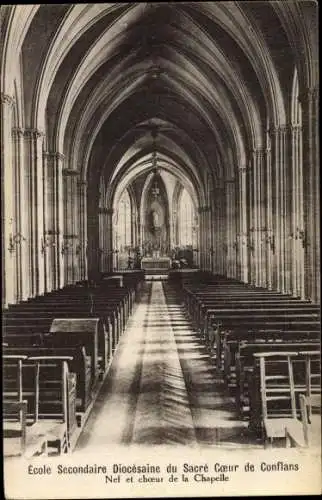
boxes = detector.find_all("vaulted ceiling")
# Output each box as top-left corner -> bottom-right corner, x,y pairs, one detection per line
1,2 -> 318,205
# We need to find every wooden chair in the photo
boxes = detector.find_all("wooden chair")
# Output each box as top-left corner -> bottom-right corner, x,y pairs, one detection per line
3,355 -> 47,457
3,400 -> 27,456
299,394 -> 321,447
253,351 -> 299,446
27,356 -> 76,455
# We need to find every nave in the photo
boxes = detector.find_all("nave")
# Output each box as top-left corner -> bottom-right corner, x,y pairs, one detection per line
1,6 -> 320,491
76,281 -> 259,452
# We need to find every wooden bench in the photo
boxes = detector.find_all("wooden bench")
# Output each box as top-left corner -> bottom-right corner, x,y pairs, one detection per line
49,318 -> 105,384
209,318 -> 320,373
4,314 -> 110,377
4,346 -> 92,413
4,303 -> 121,352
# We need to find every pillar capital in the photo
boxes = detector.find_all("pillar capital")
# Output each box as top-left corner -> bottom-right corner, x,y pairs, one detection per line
198,205 -> 211,213
23,128 -> 45,139
248,146 -> 266,157
298,86 -> 319,105
268,125 -> 288,137
62,168 -> 79,177
238,165 -> 247,173
44,151 -> 65,161
98,207 -> 114,216
12,127 -> 24,140
1,93 -> 14,107
63,234 -> 78,239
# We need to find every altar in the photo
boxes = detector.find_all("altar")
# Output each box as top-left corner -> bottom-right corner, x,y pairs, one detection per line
141,256 -> 171,270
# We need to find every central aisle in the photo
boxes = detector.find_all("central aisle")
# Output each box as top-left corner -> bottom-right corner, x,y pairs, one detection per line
76,280 -> 260,452
76,282 -> 196,451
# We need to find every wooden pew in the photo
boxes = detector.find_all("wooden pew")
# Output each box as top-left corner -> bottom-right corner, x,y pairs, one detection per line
4,314 -> 110,376
202,303 -> 320,338
4,302 -> 120,352
209,317 -> 320,373
49,318 -> 105,384
4,346 -> 92,413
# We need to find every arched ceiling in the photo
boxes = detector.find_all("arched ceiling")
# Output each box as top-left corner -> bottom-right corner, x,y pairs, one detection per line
1,2 -> 317,204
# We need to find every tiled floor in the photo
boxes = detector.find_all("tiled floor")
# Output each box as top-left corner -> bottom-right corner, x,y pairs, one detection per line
76,281 -> 262,451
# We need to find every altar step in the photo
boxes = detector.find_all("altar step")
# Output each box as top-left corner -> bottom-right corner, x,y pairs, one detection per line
144,270 -> 169,281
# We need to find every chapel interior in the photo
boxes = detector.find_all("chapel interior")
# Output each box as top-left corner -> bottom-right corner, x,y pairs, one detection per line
1,2 -> 320,460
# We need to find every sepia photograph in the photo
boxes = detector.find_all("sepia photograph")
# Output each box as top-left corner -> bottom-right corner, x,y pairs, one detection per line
1,2 -> 320,498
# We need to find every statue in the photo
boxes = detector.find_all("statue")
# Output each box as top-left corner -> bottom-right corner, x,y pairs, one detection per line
151,209 -> 160,229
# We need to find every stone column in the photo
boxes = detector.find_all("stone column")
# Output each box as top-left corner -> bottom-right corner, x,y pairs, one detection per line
198,207 -> 206,270
1,93 -> 15,305
270,126 -> 287,293
43,152 -> 64,292
172,209 -> 178,248
12,127 -> 26,301
287,124 -> 304,298
210,195 -> 215,273
198,207 -> 203,269
225,180 -> 237,279
62,169 -> 79,284
191,210 -> 199,268
263,145 -> 274,290
202,205 -> 211,271
24,129 -> 46,297
238,165 -> 248,283
107,208 -> 114,272
251,149 -> 266,288
78,180 -> 88,281
98,208 -> 104,273
300,87 -> 319,302
99,207 -> 112,273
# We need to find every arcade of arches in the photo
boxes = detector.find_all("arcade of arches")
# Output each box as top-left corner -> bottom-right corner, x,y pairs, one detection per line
1,2 -> 319,306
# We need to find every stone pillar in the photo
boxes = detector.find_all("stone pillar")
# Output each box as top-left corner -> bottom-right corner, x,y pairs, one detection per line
251,149 -> 266,288
202,206 -> 211,271
98,207 -> 112,273
212,187 -> 224,275
78,180 -> 88,281
43,152 -> 64,292
300,87 -> 319,302
238,165 -> 248,283
263,145 -> 274,290
172,209 -> 178,248
270,126 -> 287,293
12,127 -> 26,301
210,195 -> 215,273
198,207 -> 204,269
24,129 -> 46,297
198,206 -> 209,270
62,168 -> 79,284
107,208 -> 114,272
2,94 -> 15,305
225,180 -> 236,279
98,208 -> 104,273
